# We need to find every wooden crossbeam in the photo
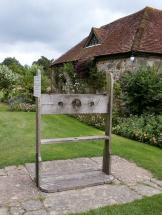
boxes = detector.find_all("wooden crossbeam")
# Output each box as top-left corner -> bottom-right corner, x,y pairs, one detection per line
41,135 -> 109,145
41,94 -> 108,114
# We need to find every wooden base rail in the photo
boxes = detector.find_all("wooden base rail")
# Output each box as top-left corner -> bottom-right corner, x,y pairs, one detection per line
41,135 -> 109,145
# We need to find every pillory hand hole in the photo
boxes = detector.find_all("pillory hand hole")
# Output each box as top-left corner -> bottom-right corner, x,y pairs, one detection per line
58,101 -> 63,107
72,99 -> 81,108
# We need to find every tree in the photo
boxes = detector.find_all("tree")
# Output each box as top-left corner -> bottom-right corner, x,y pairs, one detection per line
32,56 -> 52,71
120,66 -> 162,115
2,57 -> 25,75
19,64 -> 49,102
2,57 -> 19,66
33,56 -> 54,92
0,65 -> 18,99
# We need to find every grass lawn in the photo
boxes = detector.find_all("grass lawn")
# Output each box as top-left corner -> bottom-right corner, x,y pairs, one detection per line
73,194 -> 162,215
0,104 -> 162,179
0,103 -> 162,215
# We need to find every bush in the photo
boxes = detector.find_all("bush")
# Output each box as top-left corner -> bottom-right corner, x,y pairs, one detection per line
113,114 -> 162,147
120,66 -> 162,115
53,63 -> 86,93
17,64 -> 49,103
0,65 -> 18,100
9,101 -> 35,112
9,97 -> 36,112
75,60 -> 106,93
75,113 -> 162,147
75,114 -> 106,130
54,62 -> 106,94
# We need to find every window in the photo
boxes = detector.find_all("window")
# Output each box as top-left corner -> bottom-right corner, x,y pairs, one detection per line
86,33 -> 99,47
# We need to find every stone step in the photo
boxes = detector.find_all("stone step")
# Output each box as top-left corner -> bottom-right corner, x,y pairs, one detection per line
40,170 -> 114,192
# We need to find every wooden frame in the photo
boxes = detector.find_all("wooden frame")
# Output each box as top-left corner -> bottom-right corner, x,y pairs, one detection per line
35,71 -> 113,192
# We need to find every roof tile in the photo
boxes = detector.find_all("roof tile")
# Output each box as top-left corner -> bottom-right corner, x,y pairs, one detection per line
53,7 -> 162,65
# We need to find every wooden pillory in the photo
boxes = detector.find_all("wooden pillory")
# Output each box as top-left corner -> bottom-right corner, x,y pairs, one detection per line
34,70 -> 113,193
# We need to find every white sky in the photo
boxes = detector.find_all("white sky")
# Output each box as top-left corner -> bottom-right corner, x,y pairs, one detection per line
0,0 -> 162,65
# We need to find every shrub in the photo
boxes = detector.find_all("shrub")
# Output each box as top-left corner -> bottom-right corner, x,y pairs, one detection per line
113,114 -> 162,147
18,64 -> 49,102
75,60 -> 106,93
0,65 -> 18,99
2,57 -> 25,75
9,100 -> 35,112
8,96 -> 36,112
53,63 -> 86,93
120,66 -> 162,115
75,113 -> 162,147
75,114 -> 106,130
54,62 -> 106,94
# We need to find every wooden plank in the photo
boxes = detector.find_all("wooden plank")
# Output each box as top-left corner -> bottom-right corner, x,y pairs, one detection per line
103,72 -> 113,175
41,135 -> 109,144
35,70 -> 41,188
41,94 -> 108,114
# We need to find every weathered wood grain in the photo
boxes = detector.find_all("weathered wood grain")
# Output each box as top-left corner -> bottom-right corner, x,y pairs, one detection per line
41,135 -> 109,145
35,70 -> 41,188
103,72 -> 113,175
41,94 -> 109,114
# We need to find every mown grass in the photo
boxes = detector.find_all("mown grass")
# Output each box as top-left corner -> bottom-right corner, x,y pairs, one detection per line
72,194 -> 162,215
0,105 -> 162,179
0,102 -> 9,111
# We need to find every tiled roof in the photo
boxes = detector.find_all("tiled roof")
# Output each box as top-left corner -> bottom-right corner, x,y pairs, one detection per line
52,7 -> 162,65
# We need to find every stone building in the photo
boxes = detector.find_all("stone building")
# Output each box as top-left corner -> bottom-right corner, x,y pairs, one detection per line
52,7 -> 162,80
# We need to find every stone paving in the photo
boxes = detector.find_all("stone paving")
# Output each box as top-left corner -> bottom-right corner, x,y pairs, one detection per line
0,156 -> 162,215
26,157 -> 114,192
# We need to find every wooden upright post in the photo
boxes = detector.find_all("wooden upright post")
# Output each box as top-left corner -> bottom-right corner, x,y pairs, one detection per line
34,68 -> 113,192
102,72 -> 113,175
35,70 -> 41,188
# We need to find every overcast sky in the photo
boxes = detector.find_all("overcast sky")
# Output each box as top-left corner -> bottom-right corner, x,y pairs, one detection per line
0,0 -> 162,65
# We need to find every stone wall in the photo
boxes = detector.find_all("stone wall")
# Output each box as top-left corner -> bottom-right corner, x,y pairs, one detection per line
97,55 -> 162,80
